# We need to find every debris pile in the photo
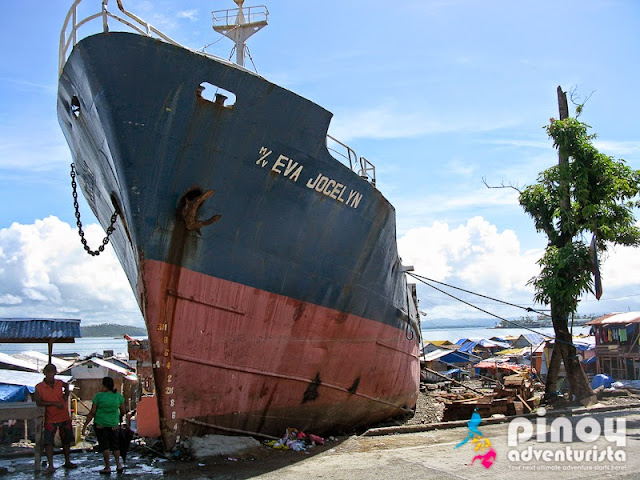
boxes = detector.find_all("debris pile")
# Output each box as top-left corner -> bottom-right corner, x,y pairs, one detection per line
441,373 -> 541,421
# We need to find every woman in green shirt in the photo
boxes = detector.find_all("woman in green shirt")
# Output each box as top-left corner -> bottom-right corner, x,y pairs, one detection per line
82,377 -> 126,474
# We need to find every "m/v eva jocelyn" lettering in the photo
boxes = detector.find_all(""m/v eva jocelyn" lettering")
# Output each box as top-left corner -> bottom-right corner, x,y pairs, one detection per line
306,172 -> 362,209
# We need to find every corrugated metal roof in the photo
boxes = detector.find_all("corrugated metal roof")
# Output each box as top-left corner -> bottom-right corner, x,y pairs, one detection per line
12,351 -> 73,373
587,312 -> 640,325
0,370 -> 72,389
516,333 -> 547,346
90,358 -> 136,380
0,318 -> 81,342
440,350 -> 481,364
0,352 -> 40,372
71,357 -> 137,381
421,349 -> 452,362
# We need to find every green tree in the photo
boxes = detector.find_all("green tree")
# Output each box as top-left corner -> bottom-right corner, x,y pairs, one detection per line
519,87 -> 640,404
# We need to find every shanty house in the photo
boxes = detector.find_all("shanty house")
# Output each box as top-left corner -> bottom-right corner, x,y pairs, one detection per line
512,333 -> 547,349
68,355 -> 138,410
587,312 -> 640,380
456,338 -> 510,359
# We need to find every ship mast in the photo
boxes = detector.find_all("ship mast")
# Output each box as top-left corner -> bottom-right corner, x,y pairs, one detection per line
212,0 -> 268,67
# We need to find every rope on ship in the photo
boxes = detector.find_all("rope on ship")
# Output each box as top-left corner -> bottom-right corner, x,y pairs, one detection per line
407,272 -> 581,349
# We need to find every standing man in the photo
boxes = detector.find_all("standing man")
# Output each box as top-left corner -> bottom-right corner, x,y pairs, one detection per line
34,364 -> 77,473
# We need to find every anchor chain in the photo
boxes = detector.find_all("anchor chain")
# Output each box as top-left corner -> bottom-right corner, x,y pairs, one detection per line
70,163 -> 118,256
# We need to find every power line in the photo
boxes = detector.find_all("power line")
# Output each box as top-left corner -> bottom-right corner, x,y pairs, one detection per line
409,272 -> 551,317
409,273 -> 555,339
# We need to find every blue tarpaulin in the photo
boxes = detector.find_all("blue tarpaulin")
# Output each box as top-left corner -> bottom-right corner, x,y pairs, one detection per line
591,374 -> 614,389
0,384 -> 33,402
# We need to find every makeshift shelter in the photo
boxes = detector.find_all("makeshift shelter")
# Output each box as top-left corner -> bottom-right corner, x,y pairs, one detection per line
587,312 -> 640,380
69,356 -> 138,409
127,337 -> 154,396
512,333 -> 547,348
0,318 -> 81,363
456,338 -> 510,359
474,358 -> 525,381
420,348 -> 452,373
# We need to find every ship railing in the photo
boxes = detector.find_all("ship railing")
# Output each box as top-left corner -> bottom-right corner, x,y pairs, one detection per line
61,0 -> 246,77
60,0 -> 185,75
326,135 -> 377,187
212,5 -> 268,30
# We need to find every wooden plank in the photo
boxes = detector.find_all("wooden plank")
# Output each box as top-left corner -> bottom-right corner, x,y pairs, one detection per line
0,404 -> 45,472
517,394 -> 533,412
0,403 -> 45,421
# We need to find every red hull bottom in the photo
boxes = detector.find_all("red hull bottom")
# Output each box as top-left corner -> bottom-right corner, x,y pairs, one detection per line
139,259 -> 419,448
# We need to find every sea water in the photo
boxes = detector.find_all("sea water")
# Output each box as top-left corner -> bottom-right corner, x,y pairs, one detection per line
0,336 -> 134,357
0,325 -> 592,358
421,325 -> 591,343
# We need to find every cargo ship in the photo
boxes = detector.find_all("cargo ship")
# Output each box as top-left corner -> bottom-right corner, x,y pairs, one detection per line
57,0 -> 421,449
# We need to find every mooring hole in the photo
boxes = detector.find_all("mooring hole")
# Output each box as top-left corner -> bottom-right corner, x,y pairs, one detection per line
197,82 -> 236,107
70,96 -> 81,118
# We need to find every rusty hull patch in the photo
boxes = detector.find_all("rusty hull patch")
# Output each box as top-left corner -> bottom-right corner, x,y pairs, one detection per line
302,373 -> 321,404
347,377 -> 360,394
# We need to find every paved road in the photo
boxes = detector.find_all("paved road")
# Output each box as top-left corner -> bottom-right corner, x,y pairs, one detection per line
3,407 -> 639,479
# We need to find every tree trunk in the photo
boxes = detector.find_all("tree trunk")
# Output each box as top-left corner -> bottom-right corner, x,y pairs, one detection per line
547,303 -> 594,404
542,87 -> 595,404
554,327 -> 594,403
544,343 -> 562,395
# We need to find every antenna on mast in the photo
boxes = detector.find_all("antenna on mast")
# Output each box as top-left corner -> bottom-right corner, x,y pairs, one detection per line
212,1 -> 269,67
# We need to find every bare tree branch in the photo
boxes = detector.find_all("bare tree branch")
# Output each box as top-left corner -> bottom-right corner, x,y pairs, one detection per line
482,176 -> 522,193
568,86 -> 595,118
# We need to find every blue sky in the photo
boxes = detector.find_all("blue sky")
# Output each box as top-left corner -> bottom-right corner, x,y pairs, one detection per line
1,0 -> 639,328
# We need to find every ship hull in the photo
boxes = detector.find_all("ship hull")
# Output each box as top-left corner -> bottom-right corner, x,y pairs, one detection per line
58,32 -> 420,448
141,259 -> 418,440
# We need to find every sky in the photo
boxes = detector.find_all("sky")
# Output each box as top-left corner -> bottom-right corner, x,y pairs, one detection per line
1,0 -> 640,329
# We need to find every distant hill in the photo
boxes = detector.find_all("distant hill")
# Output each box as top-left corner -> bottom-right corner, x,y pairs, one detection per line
80,323 -> 147,338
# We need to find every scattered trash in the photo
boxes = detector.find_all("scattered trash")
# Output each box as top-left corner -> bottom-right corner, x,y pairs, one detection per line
264,428 -> 326,451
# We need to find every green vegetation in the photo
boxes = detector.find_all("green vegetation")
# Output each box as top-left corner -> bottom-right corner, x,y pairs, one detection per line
519,87 -> 640,402
80,323 -> 147,338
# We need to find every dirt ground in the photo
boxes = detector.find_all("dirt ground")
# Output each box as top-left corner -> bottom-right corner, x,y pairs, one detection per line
2,378 -> 639,468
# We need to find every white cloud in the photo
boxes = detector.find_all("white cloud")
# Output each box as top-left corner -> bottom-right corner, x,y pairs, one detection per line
0,217 -> 142,326
398,216 -> 640,321
593,140 -> 640,157
0,294 -> 21,305
399,216 -> 539,292
177,9 -> 198,21
394,186 -> 520,233
328,102 -> 520,142
598,243 -> 640,289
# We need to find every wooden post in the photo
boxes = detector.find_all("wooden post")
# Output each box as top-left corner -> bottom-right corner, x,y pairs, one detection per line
34,418 -> 42,472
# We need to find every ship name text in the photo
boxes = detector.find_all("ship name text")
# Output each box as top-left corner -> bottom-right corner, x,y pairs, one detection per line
256,146 -> 363,209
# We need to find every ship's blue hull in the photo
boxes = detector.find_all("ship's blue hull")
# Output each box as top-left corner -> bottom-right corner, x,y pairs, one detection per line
58,32 -> 420,448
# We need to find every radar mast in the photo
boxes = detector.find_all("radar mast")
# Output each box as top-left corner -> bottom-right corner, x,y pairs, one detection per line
212,1 -> 269,67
